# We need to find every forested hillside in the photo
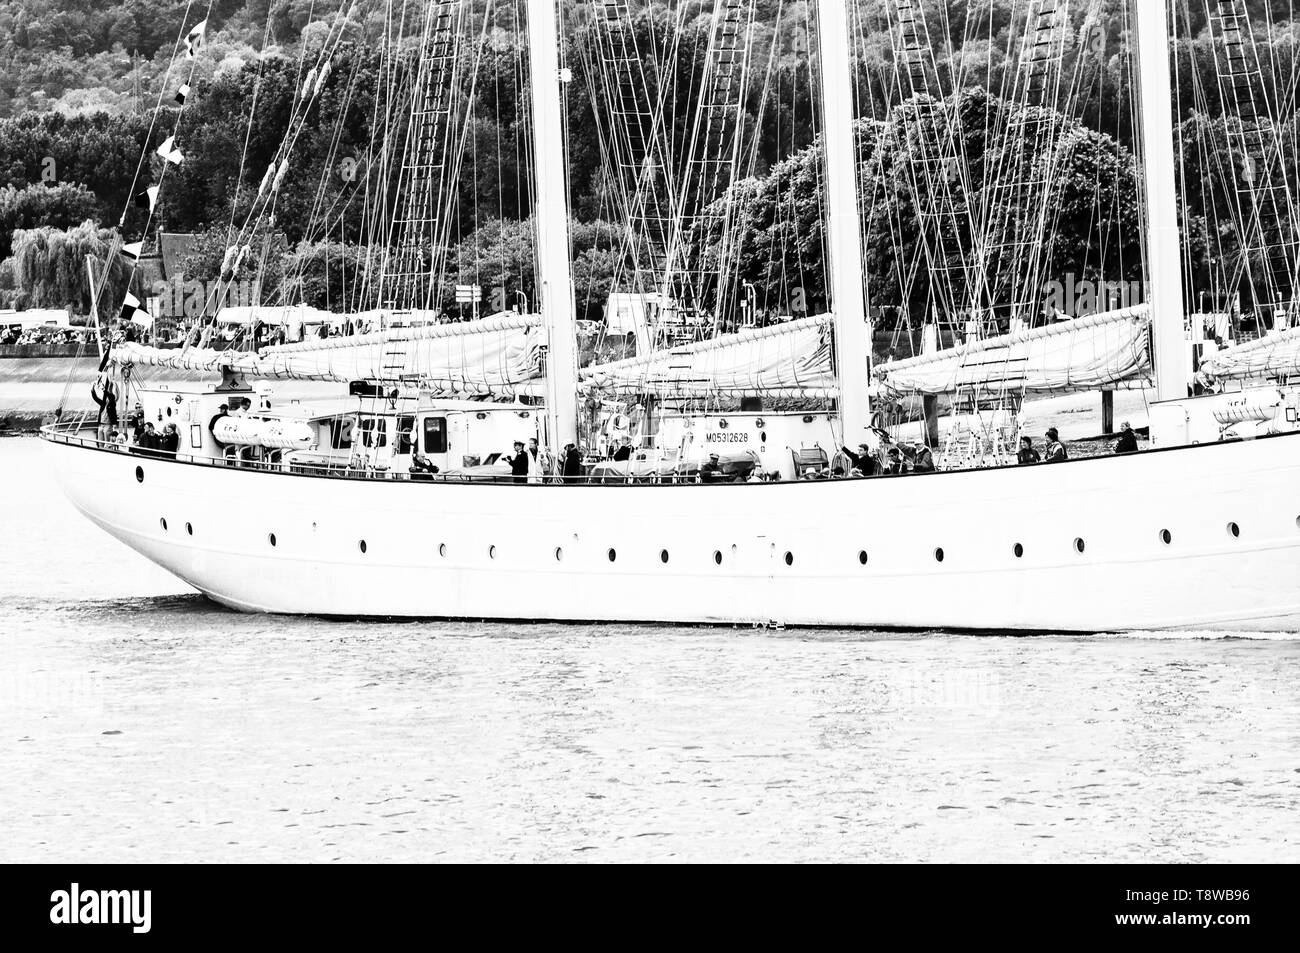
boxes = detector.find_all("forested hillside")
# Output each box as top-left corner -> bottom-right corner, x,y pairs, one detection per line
0,1 -> 1295,320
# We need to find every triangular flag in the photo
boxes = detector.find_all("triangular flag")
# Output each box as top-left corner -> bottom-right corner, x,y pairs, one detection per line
135,185 -> 160,211
175,83 -> 191,106
185,20 -> 207,60
121,241 -> 143,262
156,135 -> 184,166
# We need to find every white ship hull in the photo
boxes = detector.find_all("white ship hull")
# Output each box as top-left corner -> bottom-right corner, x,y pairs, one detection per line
43,428 -> 1300,632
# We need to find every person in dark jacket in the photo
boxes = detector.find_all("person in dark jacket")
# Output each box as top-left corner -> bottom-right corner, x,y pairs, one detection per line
137,422 -> 160,453
1114,421 -> 1139,454
561,442 -> 582,480
160,423 -> 180,456
507,441 -> 529,484
208,403 -> 230,447
1017,436 -> 1040,465
699,453 -> 724,483
612,437 -> 632,462
841,443 -> 876,477
90,378 -> 118,444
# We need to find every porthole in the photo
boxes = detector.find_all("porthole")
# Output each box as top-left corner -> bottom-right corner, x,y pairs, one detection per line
159,518 -> 168,532
1074,537 -> 1086,554
1013,543 -> 1024,558
607,548 -> 616,562
1227,522 -> 1240,538
554,547 -> 563,562
489,545 -> 497,560
358,540 -> 368,554
934,547 -> 945,563
713,550 -> 723,566
185,522 -> 193,536
1160,529 -> 1172,545
439,543 -> 447,558
660,549 -> 670,564
858,550 -> 869,565
268,533 -> 277,547
784,551 -> 794,566
135,466 -> 144,483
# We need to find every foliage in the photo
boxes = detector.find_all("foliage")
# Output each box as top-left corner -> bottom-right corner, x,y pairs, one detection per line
9,220 -> 140,315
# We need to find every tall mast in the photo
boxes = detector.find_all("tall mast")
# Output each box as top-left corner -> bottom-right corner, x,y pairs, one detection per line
1134,0 -> 1188,404
817,0 -> 872,444
528,0 -> 579,449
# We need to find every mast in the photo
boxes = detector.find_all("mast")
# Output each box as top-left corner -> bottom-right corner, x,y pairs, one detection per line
527,0 -> 580,449
816,0 -> 872,443
1133,0 -> 1188,404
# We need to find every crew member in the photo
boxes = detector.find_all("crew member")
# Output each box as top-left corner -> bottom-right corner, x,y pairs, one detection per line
699,453 -> 724,483
508,440 -> 529,484
561,442 -> 582,481
1044,428 -> 1068,463
841,443 -> 876,477
1017,436 -> 1040,465
90,377 -> 118,444
1114,421 -> 1138,455
208,403 -> 230,446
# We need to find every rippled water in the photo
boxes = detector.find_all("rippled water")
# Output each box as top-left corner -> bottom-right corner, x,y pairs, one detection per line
1,436 -> 1297,862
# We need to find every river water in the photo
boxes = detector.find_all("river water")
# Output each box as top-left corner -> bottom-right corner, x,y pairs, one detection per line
1,435 -> 1296,862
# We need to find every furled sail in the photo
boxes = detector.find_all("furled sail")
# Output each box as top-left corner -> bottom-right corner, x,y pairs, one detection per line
1200,327 -> 1300,381
875,305 -> 1152,396
110,314 -> 543,393
582,314 -> 834,398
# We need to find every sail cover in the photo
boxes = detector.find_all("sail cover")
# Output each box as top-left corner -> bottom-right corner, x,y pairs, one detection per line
876,305 -> 1151,396
582,314 -> 834,397
1200,327 -> 1300,380
110,314 -> 543,392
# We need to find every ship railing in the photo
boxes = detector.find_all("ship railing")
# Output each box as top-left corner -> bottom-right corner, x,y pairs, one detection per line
40,421 -> 774,484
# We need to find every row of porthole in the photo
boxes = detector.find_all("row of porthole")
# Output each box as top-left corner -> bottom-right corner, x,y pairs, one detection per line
163,518 -> 1256,560
168,525 -> 1249,562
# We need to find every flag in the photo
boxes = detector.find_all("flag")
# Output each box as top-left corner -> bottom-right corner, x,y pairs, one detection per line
156,135 -> 184,166
121,241 -> 143,262
119,292 -> 149,325
135,185 -> 159,212
185,20 -> 207,60
175,83 -> 191,106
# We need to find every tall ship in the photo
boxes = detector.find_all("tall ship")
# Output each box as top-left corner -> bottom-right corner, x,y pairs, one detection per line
42,0 -> 1300,632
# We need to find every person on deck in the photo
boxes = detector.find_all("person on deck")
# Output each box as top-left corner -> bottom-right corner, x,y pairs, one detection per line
1044,428 -> 1068,463
137,422 -> 160,453
526,437 -> 550,484
208,404 -> 230,447
508,441 -> 529,484
910,444 -> 936,473
1114,421 -> 1139,455
160,423 -> 180,457
841,443 -> 877,477
882,447 -> 905,476
561,443 -> 582,481
1017,436 -> 1040,465
699,453 -> 724,484
90,378 -> 118,444
612,437 -> 632,462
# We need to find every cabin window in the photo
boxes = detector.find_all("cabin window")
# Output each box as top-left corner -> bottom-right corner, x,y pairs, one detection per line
396,416 -> 416,454
424,417 -> 448,454
358,417 -> 388,449
329,418 -> 354,450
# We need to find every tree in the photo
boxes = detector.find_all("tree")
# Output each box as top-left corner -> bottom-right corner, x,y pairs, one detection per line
9,221 -> 140,317
0,181 -> 100,258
